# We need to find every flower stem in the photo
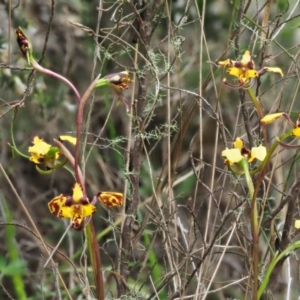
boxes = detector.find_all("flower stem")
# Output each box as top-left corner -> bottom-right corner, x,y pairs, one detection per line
258,241 -> 300,299
239,158 -> 254,198
257,130 -> 292,173
239,157 -> 259,299
247,88 -> 263,120
86,222 -> 104,300
247,88 -> 268,149
248,130 -> 290,300
74,75 -> 100,184
9,111 -> 29,159
30,59 -> 81,102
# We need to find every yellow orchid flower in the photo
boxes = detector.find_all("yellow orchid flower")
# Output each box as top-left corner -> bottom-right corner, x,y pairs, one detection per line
48,183 -> 96,229
95,71 -> 133,112
105,71 -> 133,90
222,148 -> 244,164
28,135 -> 77,169
218,50 -> 283,89
222,137 -> 266,164
28,136 -> 59,164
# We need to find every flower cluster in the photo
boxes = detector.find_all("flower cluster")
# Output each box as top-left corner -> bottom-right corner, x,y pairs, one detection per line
26,135 -> 125,228
14,27 -> 130,229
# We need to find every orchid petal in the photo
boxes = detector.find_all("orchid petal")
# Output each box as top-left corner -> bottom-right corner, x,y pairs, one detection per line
291,128 -> 300,137
241,51 -> 252,66
233,137 -> 244,150
265,67 -> 283,77
261,113 -> 284,124
72,183 -> 84,203
250,145 -> 267,162
218,59 -> 232,67
295,220 -> 300,229
97,192 -> 123,208
222,148 -> 243,163
59,135 -> 77,145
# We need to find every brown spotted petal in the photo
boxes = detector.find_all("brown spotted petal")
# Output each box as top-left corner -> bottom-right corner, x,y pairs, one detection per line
97,192 -> 123,208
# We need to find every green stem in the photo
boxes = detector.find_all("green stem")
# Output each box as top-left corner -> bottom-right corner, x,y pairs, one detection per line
248,130 -> 291,300
247,88 -> 263,120
257,130 -> 292,173
86,222 -> 104,300
247,88 -> 268,150
9,111 -> 30,159
240,157 -> 259,299
258,241 -> 300,299
239,158 -> 254,198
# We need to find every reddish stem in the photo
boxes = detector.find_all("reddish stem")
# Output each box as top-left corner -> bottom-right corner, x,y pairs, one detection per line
31,60 -> 81,102
74,75 -> 100,190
